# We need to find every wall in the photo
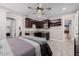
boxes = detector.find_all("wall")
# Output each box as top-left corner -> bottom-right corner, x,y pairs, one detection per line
72,11 -> 78,43
50,16 -> 63,41
22,16 -> 27,36
50,26 -> 63,41
0,9 -> 6,40
6,18 -> 11,33
0,7 -> 25,39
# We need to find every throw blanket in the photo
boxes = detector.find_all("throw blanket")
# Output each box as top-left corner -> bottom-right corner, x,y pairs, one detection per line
23,36 -> 52,56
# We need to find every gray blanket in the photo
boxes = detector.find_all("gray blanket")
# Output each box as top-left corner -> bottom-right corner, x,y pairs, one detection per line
23,36 -> 47,45
22,36 -> 52,56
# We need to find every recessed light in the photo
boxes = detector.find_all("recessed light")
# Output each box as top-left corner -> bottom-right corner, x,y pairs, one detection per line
62,8 -> 66,11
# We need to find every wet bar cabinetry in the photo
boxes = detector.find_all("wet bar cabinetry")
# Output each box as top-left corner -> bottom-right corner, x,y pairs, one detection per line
25,18 -> 50,28
25,18 -> 33,28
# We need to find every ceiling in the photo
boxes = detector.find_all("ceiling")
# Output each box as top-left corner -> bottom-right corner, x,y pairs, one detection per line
0,3 -> 79,20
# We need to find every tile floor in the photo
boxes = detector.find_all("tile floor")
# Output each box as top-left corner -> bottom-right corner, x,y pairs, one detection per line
47,39 -> 74,56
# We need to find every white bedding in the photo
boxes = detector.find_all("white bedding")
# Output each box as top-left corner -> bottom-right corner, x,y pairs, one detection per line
19,37 -> 41,56
0,39 -> 13,56
0,37 -> 41,56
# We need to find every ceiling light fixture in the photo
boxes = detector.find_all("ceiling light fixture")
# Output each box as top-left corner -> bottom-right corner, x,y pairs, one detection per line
28,3 -> 51,18
62,7 -> 66,11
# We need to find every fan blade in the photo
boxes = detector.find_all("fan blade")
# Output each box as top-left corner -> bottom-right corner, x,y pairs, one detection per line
28,7 -> 34,9
45,8 -> 51,10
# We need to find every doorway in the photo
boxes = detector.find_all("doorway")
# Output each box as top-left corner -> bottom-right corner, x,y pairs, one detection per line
6,17 -> 16,39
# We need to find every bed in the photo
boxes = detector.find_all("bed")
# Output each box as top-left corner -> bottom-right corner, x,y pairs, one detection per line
0,36 -> 52,56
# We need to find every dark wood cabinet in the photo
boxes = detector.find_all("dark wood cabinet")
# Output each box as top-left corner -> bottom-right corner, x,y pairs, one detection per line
34,32 -> 49,40
35,22 -> 44,28
25,33 -> 30,35
25,18 -> 51,40
46,32 -> 49,40
25,18 -> 61,28
34,32 -> 42,37
25,18 -> 33,28
50,19 -> 61,27
43,19 -> 50,28
34,19 -> 50,28
25,18 -> 51,28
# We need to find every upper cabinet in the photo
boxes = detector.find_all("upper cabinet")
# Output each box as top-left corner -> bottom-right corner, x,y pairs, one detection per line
25,18 -> 51,28
35,21 -> 44,28
34,19 -> 50,28
25,18 -> 33,28
25,18 -> 61,28
50,19 -> 61,27
43,19 -> 50,28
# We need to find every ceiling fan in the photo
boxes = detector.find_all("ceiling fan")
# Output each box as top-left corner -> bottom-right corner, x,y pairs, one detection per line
28,3 -> 51,15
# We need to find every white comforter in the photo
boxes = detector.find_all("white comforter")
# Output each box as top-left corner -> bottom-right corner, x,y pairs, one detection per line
0,37 -> 41,56
19,37 -> 41,56
0,39 -> 13,56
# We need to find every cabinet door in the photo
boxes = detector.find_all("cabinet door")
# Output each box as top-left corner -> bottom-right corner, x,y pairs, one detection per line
36,22 -> 44,28
29,20 -> 32,28
25,18 -> 32,28
43,19 -> 50,28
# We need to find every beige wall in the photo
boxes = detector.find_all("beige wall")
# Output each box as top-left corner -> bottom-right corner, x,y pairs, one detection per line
0,9 -> 6,40
50,26 -> 63,41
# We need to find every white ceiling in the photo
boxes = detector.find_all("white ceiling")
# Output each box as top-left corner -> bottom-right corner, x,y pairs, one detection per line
0,3 -> 79,20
